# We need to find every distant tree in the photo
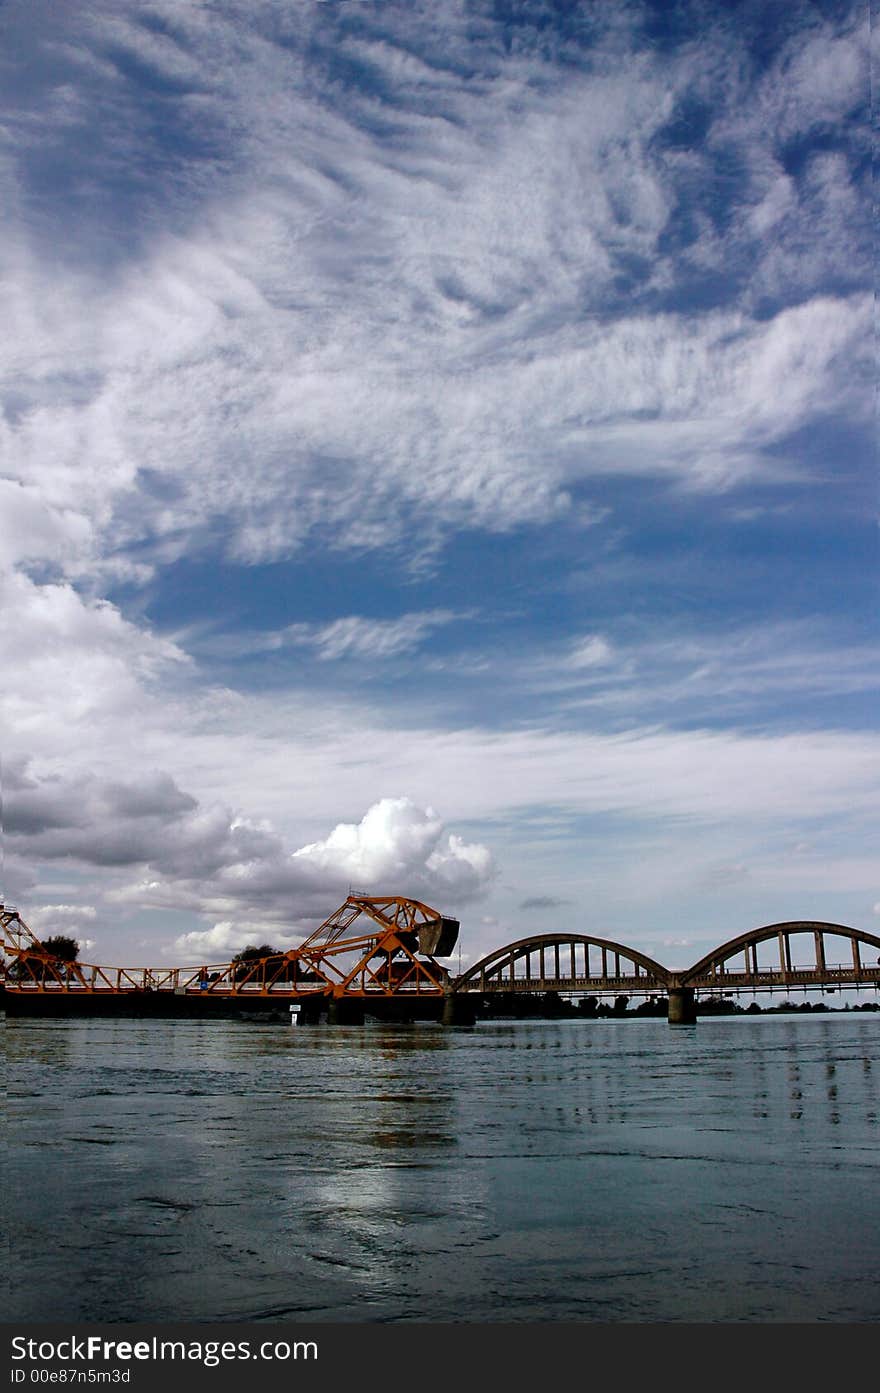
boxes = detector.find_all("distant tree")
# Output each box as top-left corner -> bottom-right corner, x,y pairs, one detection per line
8,934 -> 80,982
38,935 -> 80,962
232,943 -> 284,980
612,995 -> 630,1015
634,995 -> 668,1017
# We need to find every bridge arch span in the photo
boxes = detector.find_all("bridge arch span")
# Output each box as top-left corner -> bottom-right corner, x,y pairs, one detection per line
455,932 -> 672,994
681,920 -> 880,988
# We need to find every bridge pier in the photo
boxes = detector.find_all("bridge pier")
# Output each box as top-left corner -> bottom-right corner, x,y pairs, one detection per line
327,997 -> 366,1026
667,987 -> 696,1025
442,990 -> 475,1026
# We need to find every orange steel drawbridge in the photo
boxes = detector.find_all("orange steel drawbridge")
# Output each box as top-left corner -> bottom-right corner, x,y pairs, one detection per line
0,896 -> 460,1008
4,900 -> 879,1027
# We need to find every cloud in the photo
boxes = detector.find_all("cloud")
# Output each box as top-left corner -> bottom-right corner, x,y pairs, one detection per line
0,568 -> 190,757
169,920 -> 300,963
676,10 -> 870,312
206,610 -> 465,662
291,797 -> 494,900
758,24 -> 868,141
2,547 -> 875,954
6,756 -> 494,925
9,712 -> 877,888
298,612 -> 462,662
519,896 -> 571,911
30,903 -> 97,921
0,480 -> 94,572
564,635 -> 614,670
8,249 -> 870,579
520,620 -> 880,725
4,4 -> 871,586
5,762 -> 279,877
25,903 -> 98,946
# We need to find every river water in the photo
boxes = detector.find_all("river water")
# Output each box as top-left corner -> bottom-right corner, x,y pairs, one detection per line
5,1012 -> 879,1324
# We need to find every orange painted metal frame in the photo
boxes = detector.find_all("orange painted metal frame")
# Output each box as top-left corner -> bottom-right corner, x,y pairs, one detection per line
1,897 -> 451,1000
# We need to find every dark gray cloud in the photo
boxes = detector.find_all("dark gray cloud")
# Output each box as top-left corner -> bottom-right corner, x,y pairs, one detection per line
4,763 -> 494,921
519,895 -> 571,910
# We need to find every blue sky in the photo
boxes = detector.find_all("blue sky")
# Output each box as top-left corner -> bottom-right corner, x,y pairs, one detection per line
2,0 -> 877,975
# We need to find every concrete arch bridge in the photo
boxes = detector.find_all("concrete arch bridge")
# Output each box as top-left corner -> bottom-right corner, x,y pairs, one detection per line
455,921 -> 880,1023
3,900 -> 879,1025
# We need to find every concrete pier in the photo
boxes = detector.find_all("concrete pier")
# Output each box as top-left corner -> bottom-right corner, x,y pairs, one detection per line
667,987 -> 696,1024
327,997 -> 366,1025
442,991 -> 475,1026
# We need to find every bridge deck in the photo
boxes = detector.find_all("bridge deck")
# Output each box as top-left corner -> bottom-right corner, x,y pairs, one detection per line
4,908 -> 879,1002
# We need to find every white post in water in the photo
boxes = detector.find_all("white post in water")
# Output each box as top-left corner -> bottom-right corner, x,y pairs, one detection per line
289,1004 -> 301,1027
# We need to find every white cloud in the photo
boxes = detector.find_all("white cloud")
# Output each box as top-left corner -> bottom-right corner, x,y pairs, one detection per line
292,797 -> 494,901
564,635 -> 614,670
170,920 -> 299,962
0,568 -> 189,750
4,7 -> 871,584
0,480 -> 94,572
6,756 -> 495,926
286,611 -> 462,662
1,544 -> 875,959
175,610 -> 468,663
24,904 -> 98,948
520,621 -> 880,722
9,712 -> 877,883
746,174 -> 797,237
770,28 -> 868,139
29,904 -> 97,921
8,239 -> 869,573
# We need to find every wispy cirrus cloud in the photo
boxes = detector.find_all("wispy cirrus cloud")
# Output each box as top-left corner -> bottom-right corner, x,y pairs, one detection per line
191,610 -> 465,662
3,2 -> 871,584
512,621 -> 880,728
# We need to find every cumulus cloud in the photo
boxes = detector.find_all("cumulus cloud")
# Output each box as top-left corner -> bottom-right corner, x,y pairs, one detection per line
27,903 -> 96,922
24,904 -> 98,948
5,757 -> 494,928
169,920 -> 300,963
291,797 -> 494,900
8,715 -> 877,887
0,568 -> 190,757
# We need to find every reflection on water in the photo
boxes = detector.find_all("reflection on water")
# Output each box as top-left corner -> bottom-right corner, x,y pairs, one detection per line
5,1014 -> 879,1323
